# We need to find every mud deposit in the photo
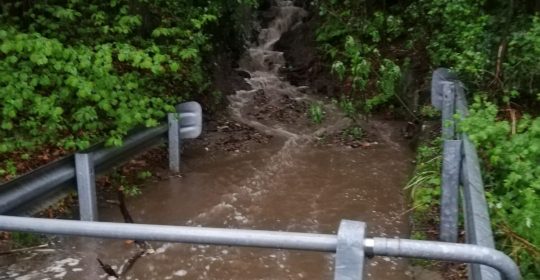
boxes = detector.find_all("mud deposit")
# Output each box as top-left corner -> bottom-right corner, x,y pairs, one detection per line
0,1 -> 431,279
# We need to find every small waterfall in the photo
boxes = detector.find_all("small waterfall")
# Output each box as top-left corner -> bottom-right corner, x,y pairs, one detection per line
212,0 -> 351,229
229,0 -> 333,139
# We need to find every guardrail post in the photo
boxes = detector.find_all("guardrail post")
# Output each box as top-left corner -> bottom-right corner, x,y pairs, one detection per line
440,140 -> 462,242
75,153 -> 98,221
168,113 -> 181,173
334,220 -> 366,280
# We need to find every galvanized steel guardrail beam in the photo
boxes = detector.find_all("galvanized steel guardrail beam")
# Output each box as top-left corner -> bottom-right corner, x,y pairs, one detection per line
0,124 -> 168,215
0,102 -> 202,215
432,68 -> 502,280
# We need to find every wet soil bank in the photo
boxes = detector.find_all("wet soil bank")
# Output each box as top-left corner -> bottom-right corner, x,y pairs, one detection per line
0,1 -> 442,279
274,8 -> 341,98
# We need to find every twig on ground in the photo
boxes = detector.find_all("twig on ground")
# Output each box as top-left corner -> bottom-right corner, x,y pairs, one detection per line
501,223 -> 540,257
117,189 -> 151,249
97,258 -> 120,278
118,249 -> 146,278
96,187 -> 156,279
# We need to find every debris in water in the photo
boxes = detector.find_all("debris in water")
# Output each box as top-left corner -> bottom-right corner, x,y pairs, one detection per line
97,258 -> 119,278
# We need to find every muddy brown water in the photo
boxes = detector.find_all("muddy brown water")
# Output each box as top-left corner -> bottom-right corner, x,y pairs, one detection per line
0,1 -> 431,279
0,124 -> 415,280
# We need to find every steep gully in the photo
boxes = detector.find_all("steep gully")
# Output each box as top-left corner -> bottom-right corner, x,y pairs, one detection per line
0,1 -> 429,279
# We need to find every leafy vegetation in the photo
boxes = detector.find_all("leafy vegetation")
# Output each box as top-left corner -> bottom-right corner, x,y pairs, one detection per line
315,0 -> 403,113
9,232 -> 44,248
313,0 -> 540,277
405,137 -> 442,212
0,0 -> 257,157
1,0 -> 538,277
411,1 -> 540,276
335,98 -> 357,119
342,126 -> 363,140
308,102 -> 325,124
460,97 -> 540,277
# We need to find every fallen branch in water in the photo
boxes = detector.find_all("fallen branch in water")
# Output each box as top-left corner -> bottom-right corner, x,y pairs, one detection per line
97,258 -> 119,278
97,248 -> 151,279
96,188 -> 154,278
117,188 -> 151,249
118,249 -> 146,278
117,188 -> 135,224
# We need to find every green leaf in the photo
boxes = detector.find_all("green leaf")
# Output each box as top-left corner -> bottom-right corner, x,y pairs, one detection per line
30,53 -> 48,65
179,48 -> 198,60
170,62 -> 180,72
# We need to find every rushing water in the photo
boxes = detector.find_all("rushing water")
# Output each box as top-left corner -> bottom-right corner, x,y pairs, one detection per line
0,1 -> 421,279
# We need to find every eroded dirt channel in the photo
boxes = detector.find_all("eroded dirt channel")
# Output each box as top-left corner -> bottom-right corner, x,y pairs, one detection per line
1,1 -> 418,279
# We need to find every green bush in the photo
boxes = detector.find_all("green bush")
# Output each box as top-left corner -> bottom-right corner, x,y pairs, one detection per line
461,97 -> 540,278
406,0 -> 491,84
504,16 -> 540,100
0,29 -> 175,151
315,0 -> 403,113
0,0 -> 257,154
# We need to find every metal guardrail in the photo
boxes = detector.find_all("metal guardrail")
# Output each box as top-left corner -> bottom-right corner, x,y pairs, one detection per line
0,215 -> 521,280
432,68 -> 502,280
0,102 -> 202,216
0,125 -> 168,215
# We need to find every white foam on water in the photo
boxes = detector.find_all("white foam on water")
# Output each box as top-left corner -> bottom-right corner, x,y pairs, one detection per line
14,272 -> 39,280
173,269 -> 188,277
39,257 -> 81,278
155,242 -> 174,254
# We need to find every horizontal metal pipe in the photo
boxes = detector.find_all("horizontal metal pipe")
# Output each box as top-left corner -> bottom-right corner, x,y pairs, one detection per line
0,215 -> 521,279
0,215 -> 337,252
367,238 -> 521,280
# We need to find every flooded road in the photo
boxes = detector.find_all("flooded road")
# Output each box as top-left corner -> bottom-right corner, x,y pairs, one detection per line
1,1 -> 418,279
